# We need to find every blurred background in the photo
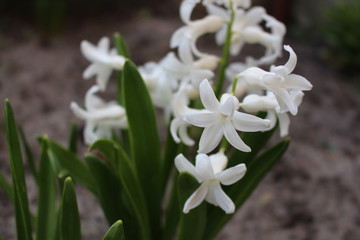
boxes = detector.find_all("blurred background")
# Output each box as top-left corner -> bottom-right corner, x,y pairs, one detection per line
0,0 -> 359,239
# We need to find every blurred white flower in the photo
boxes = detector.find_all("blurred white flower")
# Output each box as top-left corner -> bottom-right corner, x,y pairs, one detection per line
170,83 -> 198,146
237,45 -> 312,115
170,14 -> 225,57
207,4 -> 285,64
162,44 -> 216,88
175,152 -> 246,214
70,86 -> 127,145
81,37 -> 125,91
184,79 -> 271,153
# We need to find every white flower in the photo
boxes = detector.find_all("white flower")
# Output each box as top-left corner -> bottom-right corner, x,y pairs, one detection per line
70,86 -> 127,145
207,4 -> 285,63
170,15 -> 225,57
81,37 -> 126,91
175,152 -> 246,214
139,57 -> 177,116
242,91 -> 304,137
237,45 -> 312,115
162,46 -> 216,88
170,83 -> 198,146
184,79 -> 271,153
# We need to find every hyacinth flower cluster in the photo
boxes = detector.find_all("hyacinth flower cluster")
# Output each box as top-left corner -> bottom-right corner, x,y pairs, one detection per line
1,0 -> 312,240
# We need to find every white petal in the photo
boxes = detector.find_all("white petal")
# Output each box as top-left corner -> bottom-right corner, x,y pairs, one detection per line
237,67 -> 267,87
170,27 -> 187,48
272,87 -> 297,115
216,163 -> 246,185
175,154 -> 201,181
190,69 -> 214,89
223,121 -> 251,152
195,154 -> 215,180
283,45 -> 297,74
98,37 -> 110,52
83,63 -> 98,79
183,182 -> 208,213
199,79 -> 220,111
210,182 -> 235,214
70,102 -> 89,120
198,122 -> 224,154
232,111 -> 272,132
266,110 -> 277,130
179,125 -> 195,146
278,112 -> 290,137
218,97 -> 235,116
184,111 -> 219,128
96,67 -> 112,91
83,121 -> 98,145
284,74 -> 312,91
170,118 -> 182,143
205,3 -> 230,21
209,152 -> 228,174
180,0 -> 200,24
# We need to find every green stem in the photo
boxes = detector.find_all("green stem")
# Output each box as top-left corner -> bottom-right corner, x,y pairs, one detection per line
215,1 -> 235,98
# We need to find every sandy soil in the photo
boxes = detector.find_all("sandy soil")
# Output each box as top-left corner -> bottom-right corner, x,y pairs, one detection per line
0,13 -> 359,240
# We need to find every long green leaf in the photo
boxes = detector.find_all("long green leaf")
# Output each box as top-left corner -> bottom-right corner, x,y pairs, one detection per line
176,172 -> 206,240
4,99 -> 33,240
46,138 -> 97,194
0,171 -> 14,202
204,139 -> 290,240
122,60 -> 161,238
68,121 -> 78,153
36,140 -> 57,240
19,127 -> 38,184
102,220 -> 125,240
86,154 -> 127,225
91,139 -> 151,240
114,33 -> 130,58
59,177 -> 81,240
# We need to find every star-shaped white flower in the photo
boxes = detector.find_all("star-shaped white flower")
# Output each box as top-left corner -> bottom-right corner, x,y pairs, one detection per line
184,79 -> 271,153
175,152 -> 246,214
81,37 -> 126,91
238,45 -> 312,115
70,86 -> 127,145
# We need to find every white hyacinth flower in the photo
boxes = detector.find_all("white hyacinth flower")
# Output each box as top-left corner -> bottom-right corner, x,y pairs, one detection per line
162,44 -> 216,88
170,83 -> 199,146
207,4 -> 285,64
175,152 -> 246,214
184,79 -> 271,153
203,0 -> 251,9
81,37 -> 125,91
70,86 -> 127,145
242,91 -> 304,137
238,45 -> 312,115
170,14 -> 225,57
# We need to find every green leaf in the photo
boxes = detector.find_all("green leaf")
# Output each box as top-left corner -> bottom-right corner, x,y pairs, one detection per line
46,138 -> 97,194
59,177 -> 81,240
204,139 -> 290,240
91,139 -> 151,240
4,99 -> 33,240
0,171 -> 14,202
86,154 -> 127,225
176,172 -> 206,240
90,139 -> 118,168
102,220 -> 125,240
36,140 -> 57,240
122,60 -> 161,237
68,121 -> 78,153
19,127 -> 38,184
114,33 -> 130,58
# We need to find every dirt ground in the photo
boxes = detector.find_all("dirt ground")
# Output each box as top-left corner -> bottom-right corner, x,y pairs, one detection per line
0,12 -> 359,240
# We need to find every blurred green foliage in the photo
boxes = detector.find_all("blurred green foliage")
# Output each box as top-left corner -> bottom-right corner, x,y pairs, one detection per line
324,1 -> 360,71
